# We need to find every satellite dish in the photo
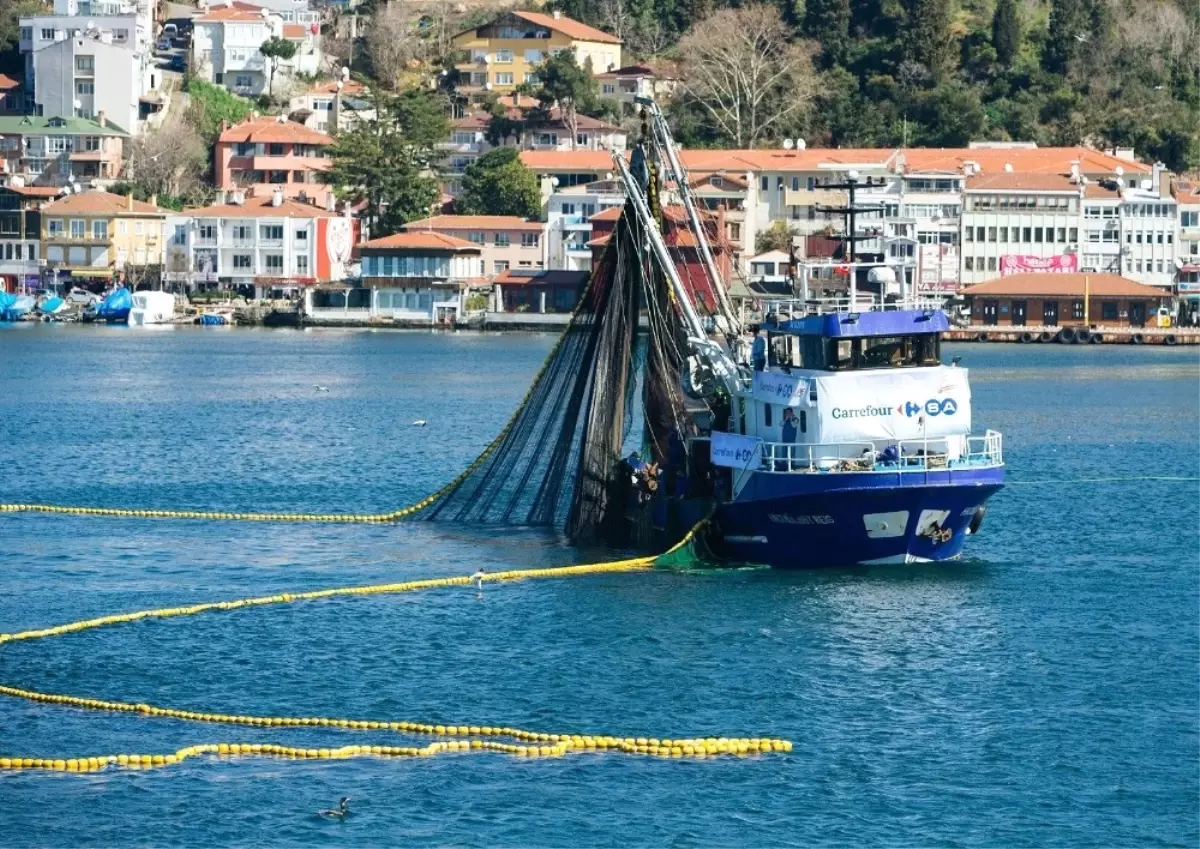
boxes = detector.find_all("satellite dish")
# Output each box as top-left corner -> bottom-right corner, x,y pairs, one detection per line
848,169 -> 859,180
782,138 -> 794,150
341,65 -> 350,80
796,138 -> 806,150
550,176 -> 560,187
484,82 -> 492,90
1114,166 -> 1124,176
73,98 -> 82,109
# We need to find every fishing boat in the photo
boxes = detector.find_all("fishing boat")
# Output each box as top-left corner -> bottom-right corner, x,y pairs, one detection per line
128,290 -> 176,326
94,287 -> 132,324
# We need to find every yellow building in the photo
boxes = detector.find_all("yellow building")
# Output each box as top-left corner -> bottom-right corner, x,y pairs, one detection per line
41,190 -> 169,283
453,11 -> 622,94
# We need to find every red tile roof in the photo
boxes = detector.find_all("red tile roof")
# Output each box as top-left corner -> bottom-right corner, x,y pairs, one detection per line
494,268 -> 588,286
185,195 -> 338,218
218,117 -> 332,145
0,74 -> 20,91
7,185 -> 62,197
519,150 -> 617,171
404,215 -> 544,232
359,231 -> 480,251
43,190 -> 168,215
903,146 -> 1149,175
965,173 -> 1078,192
509,10 -> 621,44
282,23 -> 308,38
309,79 -> 367,96
196,3 -> 268,22
960,273 -> 1168,298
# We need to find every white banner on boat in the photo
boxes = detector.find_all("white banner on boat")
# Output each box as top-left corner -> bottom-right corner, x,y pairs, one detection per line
810,366 -> 972,443
752,371 -> 808,406
710,431 -> 763,471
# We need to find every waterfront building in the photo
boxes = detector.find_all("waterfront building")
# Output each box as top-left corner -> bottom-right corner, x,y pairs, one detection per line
167,190 -> 354,297
401,215 -> 546,277
545,179 -> 625,271
214,116 -> 333,207
452,11 -> 621,96
0,184 -> 58,291
960,272 -> 1166,328
491,267 -> 588,312
304,231 -> 483,324
1174,179 -> 1200,300
40,188 -> 169,286
0,115 -> 127,188
192,2 -> 321,97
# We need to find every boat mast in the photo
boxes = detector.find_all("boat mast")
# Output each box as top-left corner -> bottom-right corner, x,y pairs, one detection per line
638,97 -> 742,340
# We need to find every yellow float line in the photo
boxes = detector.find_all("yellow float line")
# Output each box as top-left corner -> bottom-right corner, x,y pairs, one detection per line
0,520 -> 787,773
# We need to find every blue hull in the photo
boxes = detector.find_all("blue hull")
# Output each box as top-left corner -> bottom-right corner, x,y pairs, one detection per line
710,466 -> 1004,567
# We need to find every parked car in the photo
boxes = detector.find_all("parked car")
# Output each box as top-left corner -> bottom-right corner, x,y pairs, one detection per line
66,288 -> 101,306
155,36 -> 172,52
169,53 -> 187,71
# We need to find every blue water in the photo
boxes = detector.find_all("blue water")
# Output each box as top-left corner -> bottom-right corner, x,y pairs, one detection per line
0,325 -> 1197,847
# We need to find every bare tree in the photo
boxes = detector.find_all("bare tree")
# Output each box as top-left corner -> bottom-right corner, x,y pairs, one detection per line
366,1 -> 420,90
596,0 -> 631,41
676,4 -> 818,148
124,112 -> 208,199
625,14 -> 673,60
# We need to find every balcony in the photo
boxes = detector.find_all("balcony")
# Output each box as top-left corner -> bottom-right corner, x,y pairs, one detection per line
46,232 -> 109,244
251,154 -> 329,173
559,215 -> 593,231
782,187 -> 848,209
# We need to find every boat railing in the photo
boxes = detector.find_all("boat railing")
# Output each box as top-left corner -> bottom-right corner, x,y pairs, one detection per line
758,431 -> 1003,473
764,296 -> 949,319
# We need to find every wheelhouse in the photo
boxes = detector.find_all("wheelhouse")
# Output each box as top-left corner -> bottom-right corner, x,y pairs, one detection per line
763,309 -> 949,372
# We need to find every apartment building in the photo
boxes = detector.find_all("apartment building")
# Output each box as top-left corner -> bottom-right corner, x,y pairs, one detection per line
1174,179 -> 1200,298
199,0 -> 320,24
306,231 -> 482,324
215,116 -> 332,206
595,64 -> 679,116
402,215 -> 546,276
167,190 -> 354,295
192,2 -> 321,97
289,79 -> 372,133
41,189 -> 169,283
452,11 -> 621,95
546,179 -> 625,271
0,115 -> 127,188
0,184 -> 58,290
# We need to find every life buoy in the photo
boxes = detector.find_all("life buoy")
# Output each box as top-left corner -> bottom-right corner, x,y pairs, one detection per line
1056,327 -> 1076,344
1130,333 -> 1144,345
1164,334 -> 1178,346
1019,332 -> 1034,343
1039,331 -> 1054,343
1075,328 -> 1091,344
975,332 -> 990,342
967,505 -> 986,535
1088,332 -> 1103,344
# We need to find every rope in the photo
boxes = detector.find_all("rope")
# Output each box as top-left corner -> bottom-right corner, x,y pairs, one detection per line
0,520 -> 787,774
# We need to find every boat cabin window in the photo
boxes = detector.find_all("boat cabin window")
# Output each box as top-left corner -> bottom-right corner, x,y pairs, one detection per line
789,333 -> 940,371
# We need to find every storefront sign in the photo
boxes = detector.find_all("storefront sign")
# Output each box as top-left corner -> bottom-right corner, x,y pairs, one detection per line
1000,255 -> 1078,275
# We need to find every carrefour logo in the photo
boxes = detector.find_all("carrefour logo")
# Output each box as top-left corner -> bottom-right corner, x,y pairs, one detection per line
832,398 -> 959,419
904,398 -> 958,417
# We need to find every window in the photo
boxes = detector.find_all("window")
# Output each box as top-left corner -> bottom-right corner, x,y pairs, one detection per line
268,143 -> 285,156
48,218 -> 64,236
117,220 -> 126,235
233,224 -> 252,242
1069,227 -> 1078,243
47,137 -> 68,154
524,49 -> 543,63
493,233 -> 510,247
987,227 -> 996,242
763,404 -> 772,427
575,133 -> 589,147
233,254 -> 253,269
496,49 -> 513,63
451,131 -> 475,145
524,73 -> 538,85
41,29 -> 55,40
260,225 -> 283,241
1101,302 -> 1118,320
1183,211 -> 1199,228
1022,227 -> 1031,242
521,232 -> 539,248
265,254 -> 284,273
964,256 -> 974,271
602,83 -> 615,94
987,257 -> 996,271
469,231 -> 484,244
999,227 -> 1008,243
70,219 -> 85,238
235,142 -> 254,157
494,72 -> 514,85
198,223 -> 216,240
1156,232 -> 1164,244
1034,227 -> 1043,243
135,221 -> 144,235
235,75 -> 253,89
75,55 -> 94,73
975,227 -> 984,241
92,220 -> 107,239
75,80 -> 95,96
761,177 -> 769,191
83,136 -> 100,152
1072,300 -> 1085,320
295,228 -> 307,241
114,28 -> 128,40
296,255 -> 309,275
494,260 -> 508,272
965,227 -> 973,243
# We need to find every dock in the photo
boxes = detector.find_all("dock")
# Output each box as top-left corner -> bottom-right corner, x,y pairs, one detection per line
944,326 -> 1200,344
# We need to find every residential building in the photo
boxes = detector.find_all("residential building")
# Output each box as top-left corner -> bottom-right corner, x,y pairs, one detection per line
0,74 -> 24,114
492,268 -> 588,312
168,190 -> 354,296
747,249 -> 791,285
520,150 -> 619,210
0,184 -> 57,291
0,115 -> 127,188
192,2 -> 321,97
1174,179 -> 1200,299
545,179 -> 625,271
595,63 -> 679,115
289,79 -> 372,134
199,0 -> 320,24
1114,173 -> 1177,289
306,231 -> 483,324
215,116 -> 333,206
452,11 -> 621,95
960,273 -> 1166,329
402,215 -> 546,276
40,189 -> 169,285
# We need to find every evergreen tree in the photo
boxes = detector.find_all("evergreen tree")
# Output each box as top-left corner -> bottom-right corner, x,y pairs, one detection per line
904,0 -> 955,81
259,37 -> 298,97
802,0 -> 851,67
532,52 -> 600,150
991,0 -> 1020,67
457,149 -> 542,219
1043,0 -> 1085,74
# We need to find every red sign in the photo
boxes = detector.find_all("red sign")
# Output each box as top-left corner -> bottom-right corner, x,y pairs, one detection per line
1000,254 -> 1078,275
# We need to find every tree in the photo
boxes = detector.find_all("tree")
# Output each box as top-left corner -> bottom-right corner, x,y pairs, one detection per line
260,37 -> 298,97
325,89 -> 448,235
802,0 -> 850,67
121,113 -> 210,206
676,4 -> 818,148
755,220 -> 799,254
904,0 -> 955,82
1043,0 -> 1085,74
457,148 -> 541,219
991,0 -> 1020,67
0,0 -> 43,72
532,51 -> 600,150
183,79 -> 254,142
366,1 -> 419,89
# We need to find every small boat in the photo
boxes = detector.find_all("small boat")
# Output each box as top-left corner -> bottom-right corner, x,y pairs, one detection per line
38,296 -> 66,316
129,291 -> 177,326
0,293 -> 35,322
95,287 -> 133,324
197,312 -> 228,326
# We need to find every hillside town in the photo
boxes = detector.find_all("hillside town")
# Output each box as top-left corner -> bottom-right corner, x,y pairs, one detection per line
0,0 -> 1197,336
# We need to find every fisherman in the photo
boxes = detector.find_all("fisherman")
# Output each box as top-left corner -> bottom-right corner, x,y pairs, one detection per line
750,326 -> 767,372
781,407 -> 799,444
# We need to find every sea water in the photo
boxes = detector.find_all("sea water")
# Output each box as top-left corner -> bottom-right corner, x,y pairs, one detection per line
0,325 -> 1196,847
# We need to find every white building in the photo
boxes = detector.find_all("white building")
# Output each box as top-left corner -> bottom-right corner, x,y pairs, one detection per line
192,3 -> 321,97
545,179 -> 624,271
200,0 -> 319,24
166,189 -> 353,296
1174,179 -> 1200,297
288,79 -> 372,133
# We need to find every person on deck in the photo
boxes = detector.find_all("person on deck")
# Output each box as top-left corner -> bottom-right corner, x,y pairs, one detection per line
751,327 -> 767,372
781,408 -> 799,444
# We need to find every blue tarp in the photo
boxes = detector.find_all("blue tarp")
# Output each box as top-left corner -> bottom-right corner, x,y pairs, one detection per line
39,296 -> 64,314
0,292 -> 32,322
198,313 -> 227,326
96,287 -> 132,321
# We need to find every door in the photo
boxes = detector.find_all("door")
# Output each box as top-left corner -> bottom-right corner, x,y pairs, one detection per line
1129,302 -> 1145,327
1043,301 -> 1059,326
1012,300 -> 1027,325
982,300 -> 999,325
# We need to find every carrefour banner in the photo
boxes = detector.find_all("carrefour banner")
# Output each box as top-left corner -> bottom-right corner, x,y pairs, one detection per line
710,431 -> 763,471
811,366 -> 972,443
752,371 -> 808,406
